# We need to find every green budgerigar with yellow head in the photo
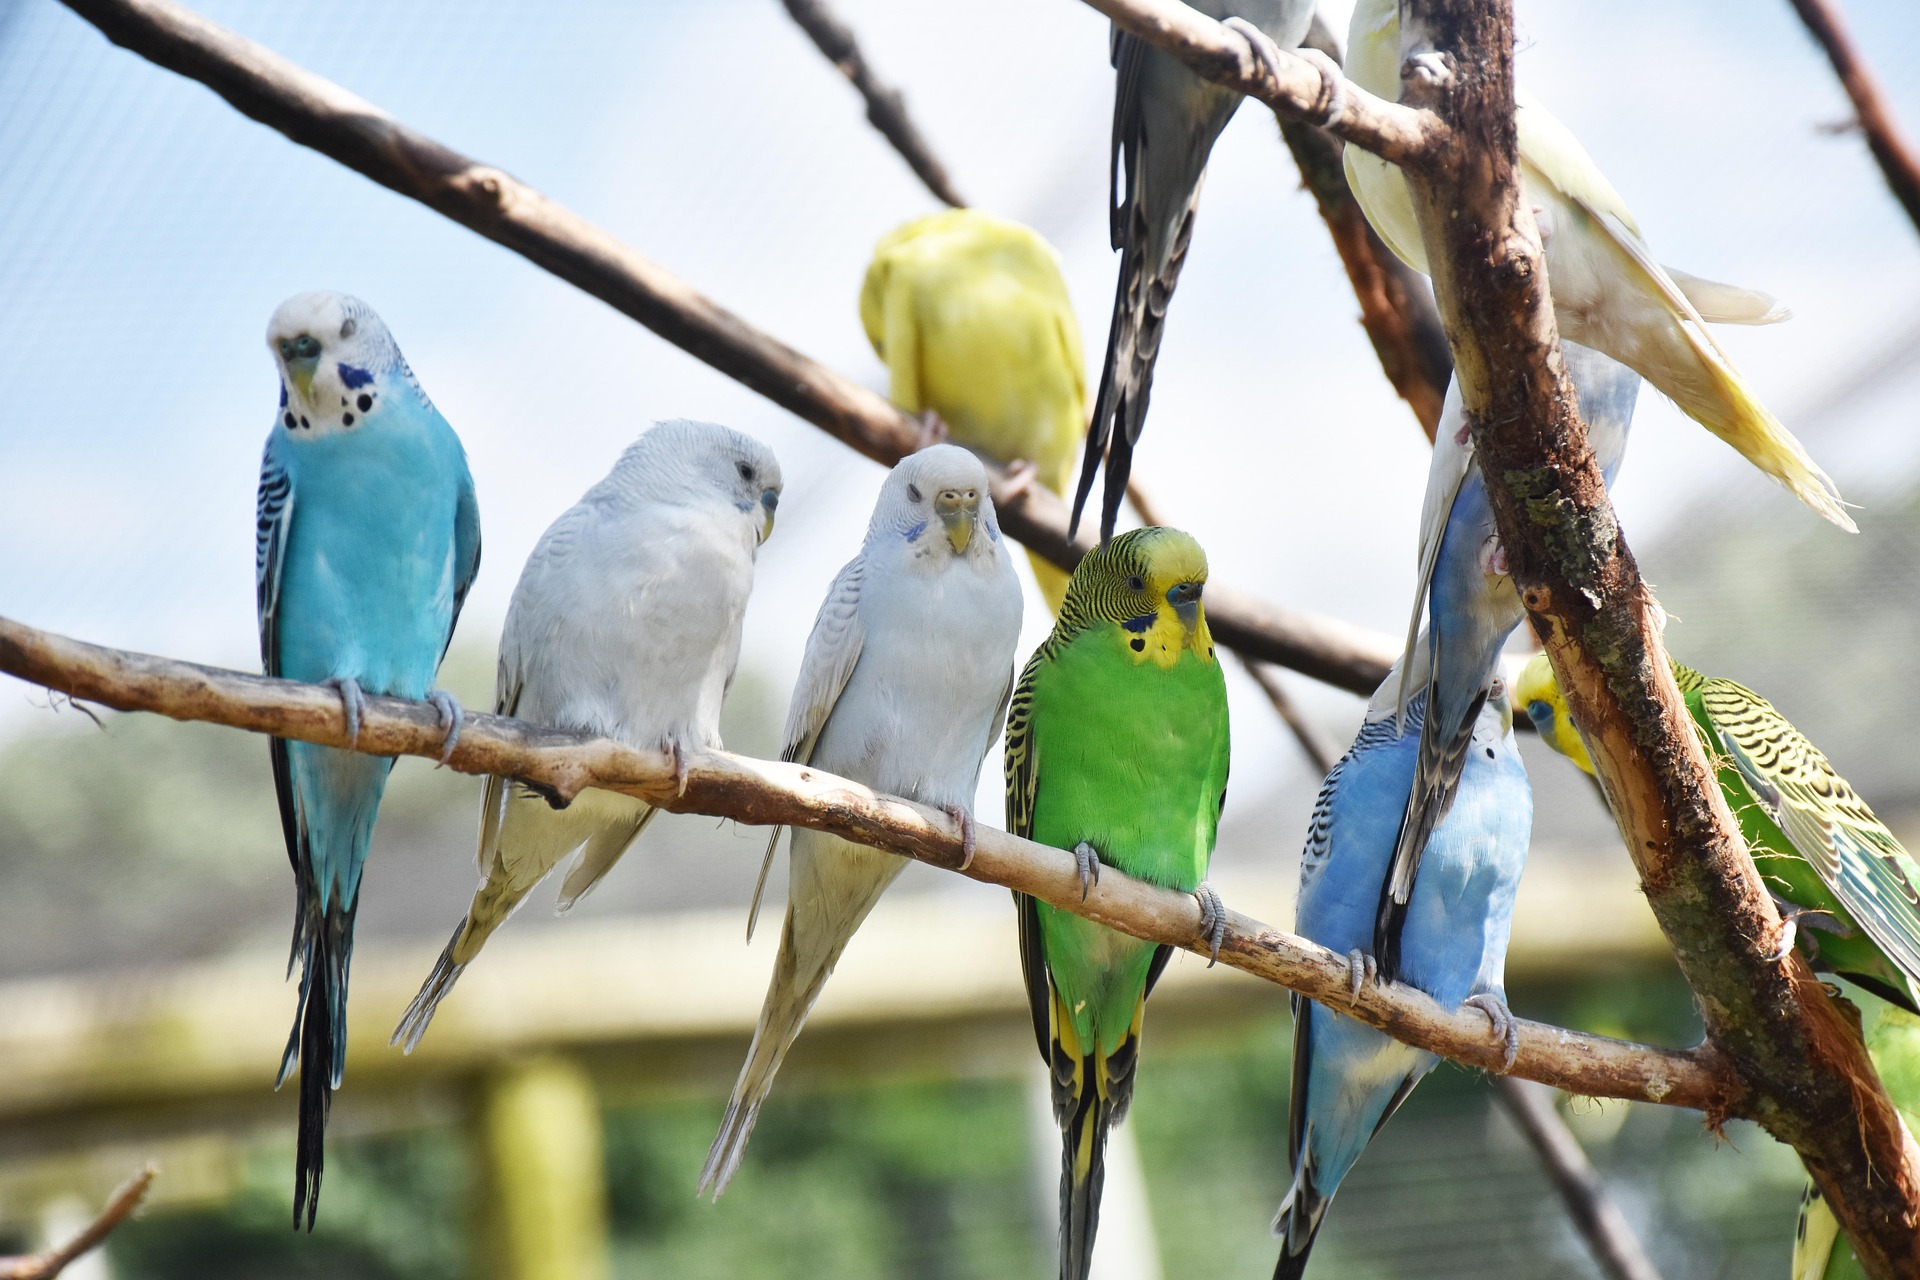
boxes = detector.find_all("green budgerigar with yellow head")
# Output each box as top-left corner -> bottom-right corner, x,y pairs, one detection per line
1004,526 -> 1231,1280
1517,652 -> 1920,1013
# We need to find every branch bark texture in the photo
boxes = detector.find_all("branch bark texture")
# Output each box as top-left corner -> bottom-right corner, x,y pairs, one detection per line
1387,1 -> 1920,1273
0,1168 -> 155,1280
0,612 -> 1734,1113
55,0 -> 1395,699
1789,0 -> 1920,235
780,0 -> 967,208
1275,20 -> 1453,440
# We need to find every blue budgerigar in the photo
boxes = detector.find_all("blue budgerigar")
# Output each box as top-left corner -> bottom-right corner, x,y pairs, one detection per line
1378,343 -> 1637,967
1274,673 -> 1531,1278
255,292 -> 480,1228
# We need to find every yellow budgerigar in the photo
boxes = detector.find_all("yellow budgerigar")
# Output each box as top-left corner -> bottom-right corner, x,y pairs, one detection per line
1322,0 -> 1852,532
861,208 -> 1088,610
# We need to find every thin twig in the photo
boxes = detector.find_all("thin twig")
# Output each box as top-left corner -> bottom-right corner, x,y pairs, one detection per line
53,0 -> 1396,700
0,612 -> 1737,1112
1492,1080 -> 1664,1280
779,0 -> 966,208
0,1168 -> 156,1280
1788,0 -> 1920,235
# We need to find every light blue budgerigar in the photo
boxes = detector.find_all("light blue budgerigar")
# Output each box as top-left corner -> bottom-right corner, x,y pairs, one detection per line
1274,672 -> 1531,1279
255,292 -> 479,1229
1072,0 -> 1316,540
1377,343 -> 1637,967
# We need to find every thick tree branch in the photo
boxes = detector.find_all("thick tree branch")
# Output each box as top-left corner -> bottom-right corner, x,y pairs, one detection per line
1275,19 -> 1453,440
0,612 -> 1734,1113
779,0 -> 966,208
1385,1 -> 1920,1274
1788,0 -> 1920,235
0,1168 -> 155,1280
54,0 -> 1394,699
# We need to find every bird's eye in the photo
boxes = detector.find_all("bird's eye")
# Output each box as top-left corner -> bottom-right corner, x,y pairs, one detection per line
339,318 -> 357,340
907,483 -> 923,503
1126,575 -> 1145,592
737,461 -> 754,482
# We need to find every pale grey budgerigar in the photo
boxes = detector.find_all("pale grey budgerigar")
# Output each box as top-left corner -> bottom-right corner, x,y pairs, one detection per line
699,444 -> 1025,1197
394,419 -> 782,1051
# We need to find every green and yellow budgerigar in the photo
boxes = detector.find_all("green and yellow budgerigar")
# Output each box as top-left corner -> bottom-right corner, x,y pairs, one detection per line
1517,653 -> 1920,1013
861,208 -> 1088,611
1004,527 -> 1231,1279
1794,983 -> 1920,1279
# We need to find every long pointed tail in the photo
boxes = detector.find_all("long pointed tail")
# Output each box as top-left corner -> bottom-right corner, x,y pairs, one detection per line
392,919 -> 470,1054
279,895 -> 356,1231
1271,1138 -> 1334,1280
1058,1078 -> 1113,1280
697,922 -> 836,1199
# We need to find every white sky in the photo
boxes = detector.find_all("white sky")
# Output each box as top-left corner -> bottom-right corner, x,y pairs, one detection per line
1,0 -> 1917,831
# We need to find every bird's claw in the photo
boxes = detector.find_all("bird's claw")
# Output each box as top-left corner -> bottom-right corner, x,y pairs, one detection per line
1465,993 -> 1520,1072
669,739 -> 690,798
915,409 -> 949,448
427,691 -> 464,766
1224,18 -> 1344,127
1765,914 -> 1799,964
1073,842 -> 1102,903
1346,949 -> 1377,1005
998,459 -> 1038,503
1193,882 -> 1227,967
944,804 -> 977,872
327,677 -> 368,750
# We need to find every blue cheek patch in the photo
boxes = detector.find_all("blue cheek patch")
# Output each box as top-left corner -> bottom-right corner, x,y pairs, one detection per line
336,363 -> 374,389
279,383 -> 288,407
902,520 -> 927,542
1122,613 -> 1154,633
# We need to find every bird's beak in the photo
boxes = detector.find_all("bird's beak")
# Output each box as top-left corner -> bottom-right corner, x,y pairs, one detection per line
759,489 -> 779,545
935,487 -> 980,555
288,363 -> 316,403
1166,581 -> 1204,636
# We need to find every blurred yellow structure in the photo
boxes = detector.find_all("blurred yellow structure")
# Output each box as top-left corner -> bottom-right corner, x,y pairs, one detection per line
0,857 -> 1668,1276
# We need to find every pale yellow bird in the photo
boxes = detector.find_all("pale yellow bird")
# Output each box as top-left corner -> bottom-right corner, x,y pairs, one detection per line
860,208 -> 1088,611
1330,0 -> 1852,532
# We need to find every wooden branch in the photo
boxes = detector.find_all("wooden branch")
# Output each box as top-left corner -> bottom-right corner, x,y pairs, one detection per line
0,612 -> 1734,1113
779,0 -> 966,208
1274,19 -> 1453,440
0,1168 -> 155,1280
1081,0 -> 1444,166
1383,2 -> 1920,1274
54,0 -> 1395,700
1788,0 -> 1920,235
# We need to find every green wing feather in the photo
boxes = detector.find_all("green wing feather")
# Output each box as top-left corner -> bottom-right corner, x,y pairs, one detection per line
1691,671 -> 1920,990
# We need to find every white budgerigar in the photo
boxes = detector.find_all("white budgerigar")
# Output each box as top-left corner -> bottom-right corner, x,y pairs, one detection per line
394,419 -> 782,1051
1291,0 -> 1850,531
699,445 -> 1025,1197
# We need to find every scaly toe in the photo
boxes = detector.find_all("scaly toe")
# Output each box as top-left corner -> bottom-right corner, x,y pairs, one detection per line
1347,949 -> 1377,1005
1073,841 -> 1102,903
916,410 -> 949,448
1194,882 -> 1226,967
428,691 -> 464,766
328,677 -> 367,750
1465,994 -> 1519,1072
945,805 -> 976,872
999,459 -> 1037,503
